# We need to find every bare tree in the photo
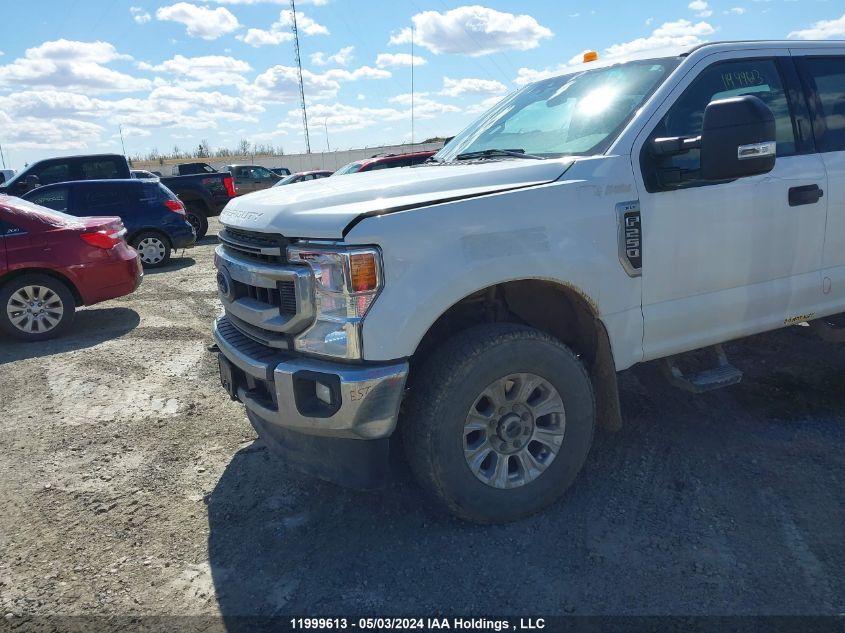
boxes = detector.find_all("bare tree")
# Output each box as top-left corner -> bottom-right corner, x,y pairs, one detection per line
237,139 -> 251,156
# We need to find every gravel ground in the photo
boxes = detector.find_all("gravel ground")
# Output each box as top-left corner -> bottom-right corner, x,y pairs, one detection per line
1,218 -> 843,623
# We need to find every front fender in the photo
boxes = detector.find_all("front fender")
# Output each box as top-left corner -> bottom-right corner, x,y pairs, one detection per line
345,157 -> 643,369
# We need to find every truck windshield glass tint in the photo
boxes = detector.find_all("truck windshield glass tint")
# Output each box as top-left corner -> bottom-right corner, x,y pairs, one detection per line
436,58 -> 679,161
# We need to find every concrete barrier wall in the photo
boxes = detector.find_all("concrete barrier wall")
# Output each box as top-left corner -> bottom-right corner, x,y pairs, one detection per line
133,142 -> 445,174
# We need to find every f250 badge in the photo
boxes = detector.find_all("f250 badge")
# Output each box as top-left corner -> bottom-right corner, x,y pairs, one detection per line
616,200 -> 642,277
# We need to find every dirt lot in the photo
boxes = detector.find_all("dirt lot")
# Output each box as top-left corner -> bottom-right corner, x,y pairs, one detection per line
1,218 -> 844,623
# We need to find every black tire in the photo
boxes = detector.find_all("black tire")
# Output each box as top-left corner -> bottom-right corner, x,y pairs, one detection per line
131,231 -> 171,268
402,323 -> 596,524
185,204 -> 209,240
0,273 -> 76,341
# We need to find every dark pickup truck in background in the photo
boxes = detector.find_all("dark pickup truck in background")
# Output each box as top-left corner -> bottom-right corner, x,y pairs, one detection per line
0,154 -> 235,238
170,162 -> 218,176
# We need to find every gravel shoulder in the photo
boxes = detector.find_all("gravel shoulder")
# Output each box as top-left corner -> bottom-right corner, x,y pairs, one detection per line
1,219 -> 843,619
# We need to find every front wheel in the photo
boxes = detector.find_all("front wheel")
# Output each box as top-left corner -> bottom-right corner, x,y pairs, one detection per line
0,273 -> 76,341
131,232 -> 171,268
402,323 -> 596,524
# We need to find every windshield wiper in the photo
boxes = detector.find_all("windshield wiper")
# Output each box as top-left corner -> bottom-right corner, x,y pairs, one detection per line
455,148 -> 543,161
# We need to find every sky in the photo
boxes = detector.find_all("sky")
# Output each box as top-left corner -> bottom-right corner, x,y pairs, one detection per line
0,0 -> 843,169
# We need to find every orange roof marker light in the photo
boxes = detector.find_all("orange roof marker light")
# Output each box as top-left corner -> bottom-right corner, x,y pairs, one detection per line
583,50 -> 599,63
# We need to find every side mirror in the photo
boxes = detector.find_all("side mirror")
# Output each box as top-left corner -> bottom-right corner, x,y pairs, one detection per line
700,95 -> 776,181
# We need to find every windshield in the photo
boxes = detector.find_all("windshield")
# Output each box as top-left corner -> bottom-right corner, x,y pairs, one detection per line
435,58 -> 679,162
333,161 -> 364,176
275,174 -> 297,186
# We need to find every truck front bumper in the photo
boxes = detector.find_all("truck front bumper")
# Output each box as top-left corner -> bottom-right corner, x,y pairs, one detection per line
213,316 -> 409,441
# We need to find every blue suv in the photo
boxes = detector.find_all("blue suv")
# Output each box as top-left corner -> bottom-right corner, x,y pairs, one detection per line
22,179 -> 196,268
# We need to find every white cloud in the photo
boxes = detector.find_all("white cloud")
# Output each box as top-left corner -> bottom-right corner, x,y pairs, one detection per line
210,0 -> 329,4
155,3 -> 240,40
240,28 -> 292,46
271,98 -> 458,135
688,0 -> 712,17
238,9 -> 328,47
375,53 -> 427,68
138,54 -> 251,87
389,5 -> 553,57
130,6 -> 151,24
0,116 -> 105,151
246,65 -> 340,101
514,19 -> 715,85
323,66 -> 391,81
311,46 -> 355,66
440,76 -> 507,97
604,19 -> 714,58
0,39 -> 150,93
466,95 -> 505,114
725,7 -> 746,14
788,13 -> 845,39
387,93 -> 461,118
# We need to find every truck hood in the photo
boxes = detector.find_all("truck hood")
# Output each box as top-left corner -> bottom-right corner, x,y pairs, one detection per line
219,158 -> 575,239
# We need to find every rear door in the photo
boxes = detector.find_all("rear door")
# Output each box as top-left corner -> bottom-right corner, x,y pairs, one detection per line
75,183 -> 134,229
793,49 -> 845,315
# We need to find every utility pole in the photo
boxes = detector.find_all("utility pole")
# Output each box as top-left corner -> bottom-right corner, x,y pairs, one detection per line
290,0 -> 311,154
410,25 -> 415,147
119,125 -> 127,157
324,118 -> 330,152
0,142 -> 6,170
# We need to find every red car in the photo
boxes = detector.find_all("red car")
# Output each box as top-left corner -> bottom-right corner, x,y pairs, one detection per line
0,195 -> 142,341
333,150 -> 437,176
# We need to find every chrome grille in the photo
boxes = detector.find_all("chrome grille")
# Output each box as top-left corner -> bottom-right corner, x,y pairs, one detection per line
278,281 -> 297,315
219,227 -> 289,264
215,244 -> 314,341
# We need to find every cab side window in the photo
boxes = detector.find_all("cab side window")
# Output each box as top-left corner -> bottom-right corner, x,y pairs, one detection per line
81,159 -> 120,179
36,163 -> 70,185
643,58 -> 796,192
27,187 -> 69,212
797,57 -> 845,152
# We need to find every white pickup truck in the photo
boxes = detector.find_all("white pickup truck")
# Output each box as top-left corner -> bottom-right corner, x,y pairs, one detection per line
213,41 -> 844,523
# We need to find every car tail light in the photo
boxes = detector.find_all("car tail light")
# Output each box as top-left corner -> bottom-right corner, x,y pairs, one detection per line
165,199 -> 185,214
81,226 -> 126,249
223,175 -> 236,198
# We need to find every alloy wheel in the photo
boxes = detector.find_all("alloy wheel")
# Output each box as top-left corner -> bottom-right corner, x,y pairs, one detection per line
6,285 -> 65,334
463,373 -> 566,489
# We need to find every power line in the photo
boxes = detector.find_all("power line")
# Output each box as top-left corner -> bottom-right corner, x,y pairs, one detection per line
290,0 -> 311,154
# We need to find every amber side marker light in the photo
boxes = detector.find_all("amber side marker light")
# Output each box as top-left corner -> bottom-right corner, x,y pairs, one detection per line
350,253 -> 378,292
583,51 -> 599,63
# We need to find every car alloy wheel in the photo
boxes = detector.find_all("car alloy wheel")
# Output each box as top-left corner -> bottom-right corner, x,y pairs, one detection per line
137,236 -> 167,265
463,373 -> 566,489
6,285 -> 65,335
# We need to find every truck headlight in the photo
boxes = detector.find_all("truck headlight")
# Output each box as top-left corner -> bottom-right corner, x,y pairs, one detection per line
287,244 -> 382,360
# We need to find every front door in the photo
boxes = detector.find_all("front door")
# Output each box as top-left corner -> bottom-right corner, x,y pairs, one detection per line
634,52 -> 828,360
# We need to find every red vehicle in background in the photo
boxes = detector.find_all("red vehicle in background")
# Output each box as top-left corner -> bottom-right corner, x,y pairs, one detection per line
332,150 -> 437,176
0,195 -> 142,341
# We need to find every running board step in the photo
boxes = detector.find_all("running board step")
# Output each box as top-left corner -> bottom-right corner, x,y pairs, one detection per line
662,344 -> 743,393
810,315 -> 845,343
